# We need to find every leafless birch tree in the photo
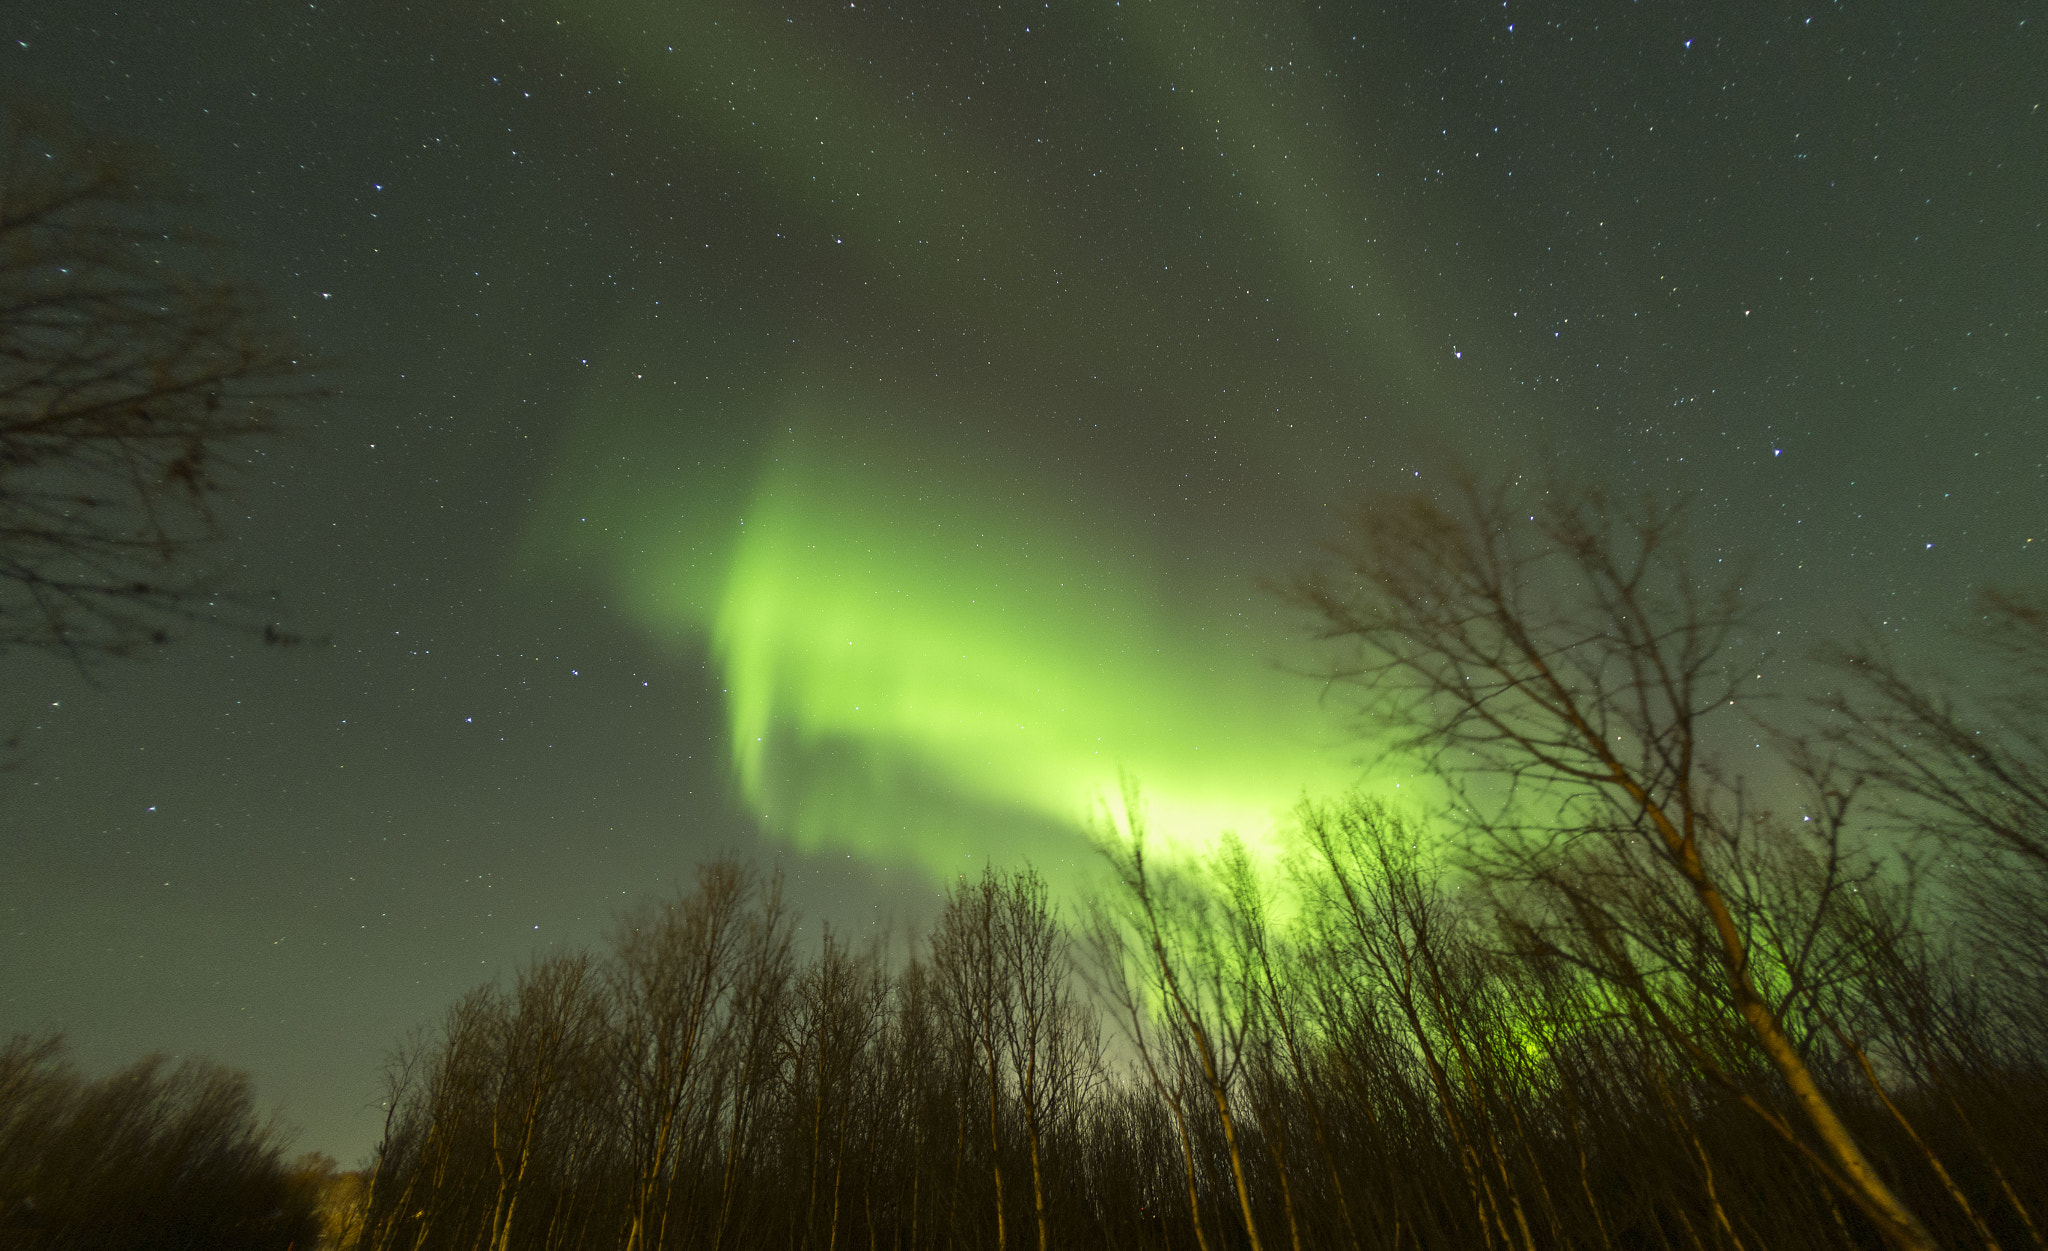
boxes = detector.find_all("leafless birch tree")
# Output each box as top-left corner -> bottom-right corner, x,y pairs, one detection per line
1293,474 -> 1940,1251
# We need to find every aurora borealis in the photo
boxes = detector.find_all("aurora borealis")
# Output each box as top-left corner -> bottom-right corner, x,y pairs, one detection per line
507,0 -> 1467,870
3,0 -> 2041,1163
539,390 -> 1359,872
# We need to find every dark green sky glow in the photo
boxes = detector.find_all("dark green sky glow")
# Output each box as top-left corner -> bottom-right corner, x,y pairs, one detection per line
1,0 -> 2039,1163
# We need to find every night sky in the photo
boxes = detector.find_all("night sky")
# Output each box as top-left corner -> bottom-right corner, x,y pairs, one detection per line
2,0 -> 2039,1164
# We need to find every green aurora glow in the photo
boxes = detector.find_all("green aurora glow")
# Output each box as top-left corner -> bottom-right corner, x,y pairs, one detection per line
519,0 -> 1493,872
531,377 -> 1367,873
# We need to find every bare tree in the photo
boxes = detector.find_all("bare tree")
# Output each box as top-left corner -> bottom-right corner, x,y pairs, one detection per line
610,857 -> 756,1251
932,868 -> 1015,1251
0,99 -> 319,661
1089,795 -> 1270,1251
1293,474 -> 1941,1251
481,954 -> 612,1251
1821,588 -> 2048,996
1823,591 -> 2047,863
784,927 -> 888,1251
0,1031 -> 321,1251
1297,798 -> 1525,1251
1214,835 -> 1321,1251
994,864 -> 1094,1251
708,872 -> 795,1251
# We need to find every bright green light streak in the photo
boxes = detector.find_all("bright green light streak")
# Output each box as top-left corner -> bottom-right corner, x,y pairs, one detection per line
531,384 -> 1363,873
723,411 -> 1351,848
762,410 -> 1356,849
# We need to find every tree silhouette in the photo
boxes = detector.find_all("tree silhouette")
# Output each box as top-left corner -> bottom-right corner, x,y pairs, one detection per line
0,99 -> 319,662
1293,474 -> 1942,1251
0,1032 -> 321,1251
